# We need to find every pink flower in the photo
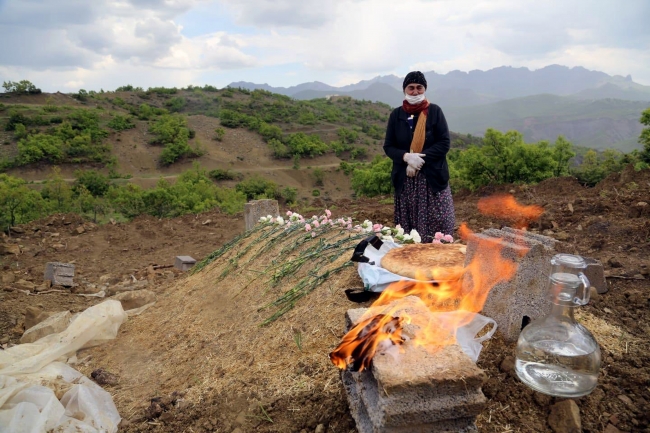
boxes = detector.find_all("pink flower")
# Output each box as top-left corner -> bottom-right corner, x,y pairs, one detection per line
322,218 -> 329,224
325,209 -> 332,218
443,234 -> 454,243
313,220 -> 320,228
432,239 -> 442,244
434,232 -> 444,240
373,224 -> 383,232
311,232 -> 316,237
329,221 -> 334,226
286,210 -> 293,216
305,224 -> 312,231
346,223 -> 352,230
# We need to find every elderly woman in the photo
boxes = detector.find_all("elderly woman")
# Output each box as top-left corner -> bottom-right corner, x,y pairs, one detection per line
383,71 -> 455,243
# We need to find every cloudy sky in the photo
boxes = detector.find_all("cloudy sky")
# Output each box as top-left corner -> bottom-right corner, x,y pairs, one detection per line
1,0 -> 649,92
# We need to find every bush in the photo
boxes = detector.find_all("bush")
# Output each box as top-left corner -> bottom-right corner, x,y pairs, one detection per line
13,123 -> 27,140
214,127 -> 225,141
269,138 -> 290,158
74,169 -> 111,197
5,110 -> 30,131
285,133 -> 329,157
209,169 -> 239,181
108,115 -> 136,131
312,189 -> 321,197
312,168 -> 324,186
280,186 -> 297,204
350,155 -> 393,197
165,96 -> 187,112
235,176 -> 279,200
350,147 -> 367,160
338,127 -> 358,144
17,134 -> 64,164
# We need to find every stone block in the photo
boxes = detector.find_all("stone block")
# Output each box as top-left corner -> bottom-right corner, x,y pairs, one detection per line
342,371 -> 478,433
465,229 -> 556,342
20,310 -> 71,343
174,255 -> 196,271
44,262 -> 75,287
244,199 -> 279,231
583,257 -> 607,294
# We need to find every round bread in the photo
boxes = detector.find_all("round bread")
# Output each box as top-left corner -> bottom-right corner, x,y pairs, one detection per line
380,243 -> 466,280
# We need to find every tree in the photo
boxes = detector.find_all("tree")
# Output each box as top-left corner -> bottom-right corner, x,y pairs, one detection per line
41,167 -> 73,212
0,174 -> 43,228
639,108 -> 650,164
551,136 -> 575,177
74,169 -> 111,197
2,80 -> 39,94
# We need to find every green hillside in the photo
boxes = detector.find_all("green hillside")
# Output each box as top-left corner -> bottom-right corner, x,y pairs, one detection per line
444,95 -> 649,152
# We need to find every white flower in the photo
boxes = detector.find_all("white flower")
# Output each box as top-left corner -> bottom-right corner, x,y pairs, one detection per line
382,235 -> 394,243
395,226 -> 405,236
381,226 -> 392,235
410,229 -> 422,243
394,233 -> 405,242
259,216 -> 268,223
267,215 -> 272,220
290,213 -> 302,222
361,220 -> 373,229
275,216 -> 285,225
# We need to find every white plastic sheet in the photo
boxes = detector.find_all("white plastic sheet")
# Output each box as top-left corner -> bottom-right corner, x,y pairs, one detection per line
0,300 -> 127,433
357,241 -> 438,292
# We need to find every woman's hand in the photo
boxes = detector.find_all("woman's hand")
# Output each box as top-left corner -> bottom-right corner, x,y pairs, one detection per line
406,166 -> 418,177
403,153 -> 426,170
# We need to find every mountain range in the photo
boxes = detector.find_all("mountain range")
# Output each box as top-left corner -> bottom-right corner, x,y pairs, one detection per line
229,65 -> 650,151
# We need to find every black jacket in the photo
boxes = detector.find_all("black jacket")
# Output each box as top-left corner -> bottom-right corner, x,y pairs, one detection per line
383,104 -> 450,195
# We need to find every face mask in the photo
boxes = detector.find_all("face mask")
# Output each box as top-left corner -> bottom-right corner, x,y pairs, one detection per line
404,93 -> 425,105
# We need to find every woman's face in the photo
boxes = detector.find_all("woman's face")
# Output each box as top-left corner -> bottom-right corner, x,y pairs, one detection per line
404,83 -> 426,96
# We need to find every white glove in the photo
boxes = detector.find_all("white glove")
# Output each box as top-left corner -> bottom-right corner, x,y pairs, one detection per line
403,153 -> 426,170
406,166 -> 418,177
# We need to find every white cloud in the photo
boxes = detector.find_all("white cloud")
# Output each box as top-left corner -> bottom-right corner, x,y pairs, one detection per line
1,0 -> 649,90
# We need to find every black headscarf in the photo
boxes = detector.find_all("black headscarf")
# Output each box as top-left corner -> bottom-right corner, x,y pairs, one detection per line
402,71 -> 427,90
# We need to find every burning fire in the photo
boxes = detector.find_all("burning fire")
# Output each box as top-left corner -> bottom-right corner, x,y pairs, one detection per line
329,195 -> 542,371
477,194 -> 544,229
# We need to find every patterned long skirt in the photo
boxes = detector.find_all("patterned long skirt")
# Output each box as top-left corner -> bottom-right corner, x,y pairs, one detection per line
394,172 -> 455,243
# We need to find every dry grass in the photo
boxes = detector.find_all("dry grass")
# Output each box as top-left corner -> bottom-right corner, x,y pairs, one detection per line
80,224 -> 368,418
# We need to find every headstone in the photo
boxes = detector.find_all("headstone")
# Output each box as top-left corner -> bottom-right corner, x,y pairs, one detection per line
174,256 -> 196,271
44,262 -> 75,287
244,199 -> 279,231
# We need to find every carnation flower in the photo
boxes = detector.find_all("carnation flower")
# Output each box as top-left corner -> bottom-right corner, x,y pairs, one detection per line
373,224 -> 383,233
381,226 -> 392,235
286,210 -> 293,216
434,232 -> 444,240
313,220 -> 320,228
305,224 -> 312,232
325,209 -> 332,218
410,229 -> 422,243
443,234 -> 454,243
382,235 -> 394,243
275,216 -> 285,225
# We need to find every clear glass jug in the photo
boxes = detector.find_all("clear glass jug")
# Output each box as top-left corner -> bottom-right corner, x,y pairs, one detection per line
515,254 -> 601,397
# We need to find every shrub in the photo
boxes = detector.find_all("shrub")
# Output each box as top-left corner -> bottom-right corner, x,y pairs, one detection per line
338,127 -> 358,144
284,133 -> 329,157
350,155 -> 393,197
280,186 -> 297,204
209,169 -> 239,181
350,147 -> 367,160
2,80 -> 40,94
17,134 -> 64,164
165,96 -> 187,112
312,168 -> 324,186
214,127 -> 225,141
235,176 -> 279,200
108,115 -> 136,131
312,189 -> 320,197
74,169 -> 111,197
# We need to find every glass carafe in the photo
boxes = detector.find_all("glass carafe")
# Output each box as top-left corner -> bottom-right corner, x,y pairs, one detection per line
515,254 -> 601,397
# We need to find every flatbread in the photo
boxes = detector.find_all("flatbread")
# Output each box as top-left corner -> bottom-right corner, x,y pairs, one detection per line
380,243 -> 466,280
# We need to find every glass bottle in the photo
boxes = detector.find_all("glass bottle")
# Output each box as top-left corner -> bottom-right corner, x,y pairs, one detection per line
515,254 -> 601,397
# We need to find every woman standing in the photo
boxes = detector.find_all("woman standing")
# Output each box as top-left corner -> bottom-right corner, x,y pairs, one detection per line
383,71 -> 455,243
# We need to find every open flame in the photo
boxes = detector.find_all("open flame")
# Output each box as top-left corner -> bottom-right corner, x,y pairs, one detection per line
329,194 -> 542,371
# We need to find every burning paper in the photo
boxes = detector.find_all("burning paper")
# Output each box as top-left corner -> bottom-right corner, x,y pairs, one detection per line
329,195 -> 543,371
